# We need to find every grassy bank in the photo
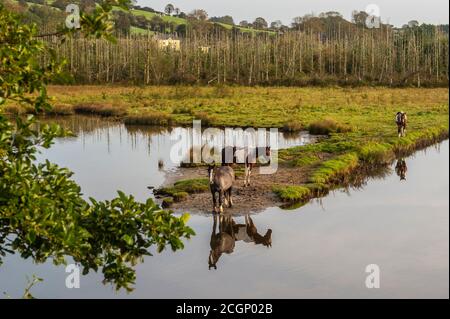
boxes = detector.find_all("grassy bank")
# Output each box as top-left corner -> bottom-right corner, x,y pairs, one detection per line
2,85 -> 448,206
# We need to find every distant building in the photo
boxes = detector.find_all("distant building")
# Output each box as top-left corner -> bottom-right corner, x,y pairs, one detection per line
155,35 -> 181,51
199,46 -> 210,54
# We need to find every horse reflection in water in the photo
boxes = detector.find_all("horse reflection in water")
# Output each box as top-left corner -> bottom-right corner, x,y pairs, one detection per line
395,158 -> 408,181
208,214 -> 272,270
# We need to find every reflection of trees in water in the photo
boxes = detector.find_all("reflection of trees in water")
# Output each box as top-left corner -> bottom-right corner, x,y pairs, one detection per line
36,116 -> 315,159
37,116 -> 173,155
125,124 -> 170,156
38,115 -> 118,136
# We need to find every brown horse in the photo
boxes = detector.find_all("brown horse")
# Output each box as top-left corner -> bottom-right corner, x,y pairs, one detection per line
208,214 -> 272,270
221,146 -> 271,187
209,214 -> 235,270
395,112 -> 408,137
208,165 -> 235,213
232,215 -> 272,247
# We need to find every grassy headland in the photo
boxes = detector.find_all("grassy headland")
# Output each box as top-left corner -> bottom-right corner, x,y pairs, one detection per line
3,85 -> 448,206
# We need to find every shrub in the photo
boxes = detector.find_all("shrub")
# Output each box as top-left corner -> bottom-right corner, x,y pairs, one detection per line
358,142 -> 394,165
172,106 -> 193,115
74,103 -> 127,117
173,192 -> 188,202
155,178 -> 210,197
283,120 -> 303,132
308,118 -> 352,135
47,103 -> 74,116
194,112 -> 216,126
124,112 -> 173,126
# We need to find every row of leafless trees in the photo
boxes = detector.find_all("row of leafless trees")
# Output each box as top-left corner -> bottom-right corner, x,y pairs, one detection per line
43,25 -> 449,86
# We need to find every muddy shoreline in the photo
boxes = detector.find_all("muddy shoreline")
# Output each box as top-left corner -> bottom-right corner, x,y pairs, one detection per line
157,133 -> 449,215
159,165 -> 312,215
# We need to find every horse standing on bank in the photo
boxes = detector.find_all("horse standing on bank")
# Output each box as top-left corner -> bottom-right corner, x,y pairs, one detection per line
221,146 -> 271,187
208,165 -> 235,213
396,112 -> 408,137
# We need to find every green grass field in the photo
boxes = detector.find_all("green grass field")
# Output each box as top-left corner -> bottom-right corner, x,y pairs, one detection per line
3,85 -> 448,203
16,1 -> 272,35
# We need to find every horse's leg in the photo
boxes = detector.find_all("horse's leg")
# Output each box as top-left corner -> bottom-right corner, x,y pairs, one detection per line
227,187 -> 233,207
247,164 -> 253,186
244,164 -> 249,187
211,189 -> 217,213
219,190 -> 224,213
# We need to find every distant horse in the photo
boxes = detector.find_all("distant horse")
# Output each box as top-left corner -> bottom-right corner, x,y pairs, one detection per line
232,215 -> 272,247
221,146 -> 271,187
209,214 -> 235,270
208,165 -> 235,213
395,112 -> 408,137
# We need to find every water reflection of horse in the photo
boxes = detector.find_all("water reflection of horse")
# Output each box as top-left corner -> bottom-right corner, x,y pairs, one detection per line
395,158 -> 408,181
208,214 -> 272,270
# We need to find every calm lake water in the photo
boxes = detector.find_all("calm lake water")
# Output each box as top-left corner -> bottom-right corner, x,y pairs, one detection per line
0,116 -> 448,298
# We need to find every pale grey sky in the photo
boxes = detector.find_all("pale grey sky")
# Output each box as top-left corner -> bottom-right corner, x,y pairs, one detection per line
136,0 -> 449,27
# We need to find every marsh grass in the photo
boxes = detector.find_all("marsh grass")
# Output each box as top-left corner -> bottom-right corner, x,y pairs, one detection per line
46,104 -> 75,116
155,178 -> 210,197
124,112 -> 173,126
358,142 -> 394,165
162,197 -> 174,208
172,192 -> 189,202
1,104 -> 23,115
283,120 -> 303,132
308,118 -> 352,135
44,85 -> 448,205
73,103 -> 127,117
272,185 -> 311,202
308,153 -> 360,184
193,112 -> 217,126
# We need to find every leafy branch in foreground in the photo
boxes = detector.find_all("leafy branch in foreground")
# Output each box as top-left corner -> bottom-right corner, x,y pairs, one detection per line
0,2 -> 194,292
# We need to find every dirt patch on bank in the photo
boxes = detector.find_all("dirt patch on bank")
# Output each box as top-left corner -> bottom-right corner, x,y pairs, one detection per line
157,164 -> 313,215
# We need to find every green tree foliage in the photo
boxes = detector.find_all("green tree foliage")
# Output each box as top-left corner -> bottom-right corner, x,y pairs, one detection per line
164,3 -> 174,16
114,10 -> 132,34
188,9 -> 208,21
210,15 -> 235,25
253,17 -> 268,29
0,2 -> 194,292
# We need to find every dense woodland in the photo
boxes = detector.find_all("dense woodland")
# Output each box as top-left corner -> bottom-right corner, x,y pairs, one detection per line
4,0 -> 449,86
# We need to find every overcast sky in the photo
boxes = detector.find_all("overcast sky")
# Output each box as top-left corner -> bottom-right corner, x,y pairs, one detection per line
136,0 -> 449,27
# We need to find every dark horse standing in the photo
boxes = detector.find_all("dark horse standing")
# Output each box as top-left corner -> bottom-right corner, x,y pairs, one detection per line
396,112 -> 408,137
221,146 -> 271,187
